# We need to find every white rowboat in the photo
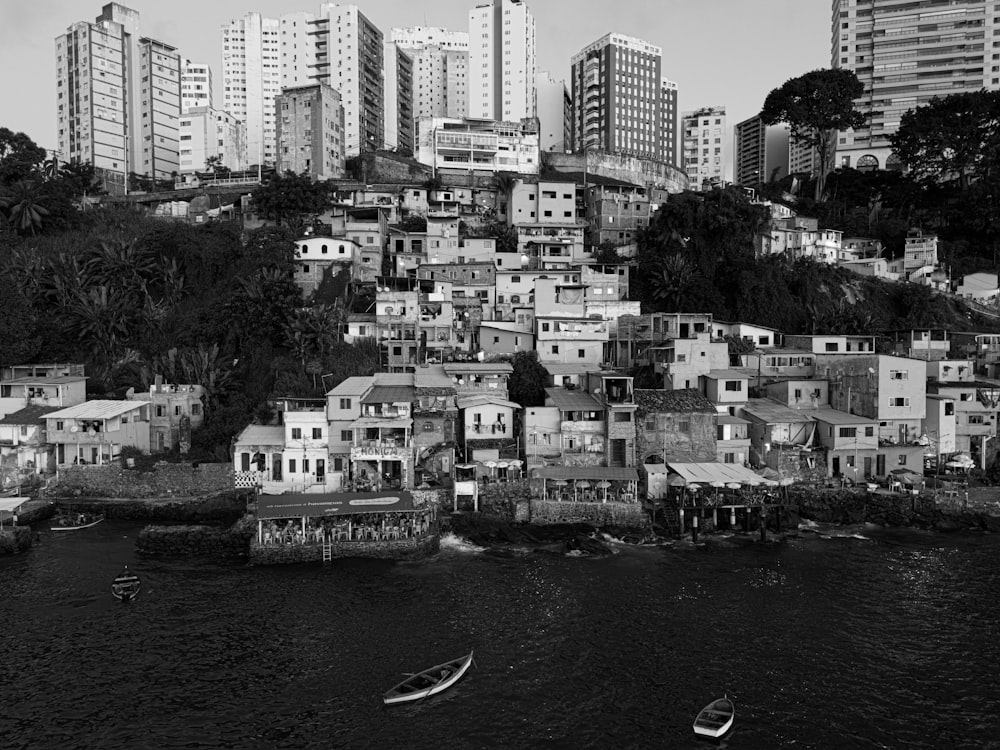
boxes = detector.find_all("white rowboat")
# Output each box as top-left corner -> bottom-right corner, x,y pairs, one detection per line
383,651 -> 473,705
51,514 -> 105,532
693,695 -> 735,738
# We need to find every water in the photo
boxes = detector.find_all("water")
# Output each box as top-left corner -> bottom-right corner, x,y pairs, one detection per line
2,520 -> 999,749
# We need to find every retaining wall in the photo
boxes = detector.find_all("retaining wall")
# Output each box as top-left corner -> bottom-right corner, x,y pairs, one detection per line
51,463 -> 233,498
249,533 -> 440,565
137,521 -> 255,558
529,499 -> 649,528
50,493 -> 246,522
0,526 -> 33,555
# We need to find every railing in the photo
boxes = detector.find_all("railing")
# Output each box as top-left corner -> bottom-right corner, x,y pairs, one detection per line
471,424 -> 507,435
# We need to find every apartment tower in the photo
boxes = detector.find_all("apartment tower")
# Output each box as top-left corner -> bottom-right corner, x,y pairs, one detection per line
383,42 -> 415,155
468,0 -> 536,121
275,84 -> 345,179
733,114 -> 790,187
833,0 -> 1000,170
681,105 -> 727,191
391,26 -> 470,121
221,13 -> 280,167
570,34 -> 669,162
181,61 -> 213,112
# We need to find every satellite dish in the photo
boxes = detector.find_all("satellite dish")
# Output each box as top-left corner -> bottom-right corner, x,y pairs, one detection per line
70,425 -> 79,433
868,367 -> 875,374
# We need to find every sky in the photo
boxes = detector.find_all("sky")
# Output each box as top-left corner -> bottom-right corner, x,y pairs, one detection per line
1,0 -> 830,157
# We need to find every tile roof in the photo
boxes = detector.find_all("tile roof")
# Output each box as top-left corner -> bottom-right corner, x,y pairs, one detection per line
545,387 -> 602,411
634,389 -> 716,414
45,400 -> 151,420
361,385 -> 416,404
0,405 -> 61,425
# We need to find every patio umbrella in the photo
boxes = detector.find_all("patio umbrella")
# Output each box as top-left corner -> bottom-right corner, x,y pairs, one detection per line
496,461 -> 509,469
667,475 -> 687,487
596,480 -> 612,502
550,478 -> 568,501
484,460 -> 498,478
725,482 -> 742,490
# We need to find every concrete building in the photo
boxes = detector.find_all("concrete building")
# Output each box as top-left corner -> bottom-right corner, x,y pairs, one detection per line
279,12 -> 318,90
181,60 -> 213,112
537,71 -> 571,153
661,79 -> 679,167
178,107 -> 247,173
383,43 -> 415,156
221,12 -> 281,167
391,26 -> 470,127
681,105 -> 727,191
55,4 -> 181,191
570,33 -> 670,162
416,117 -> 540,178
832,0 -> 1000,171
635,389 -> 718,465
45,400 -> 152,467
131,380 -> 204,453
311,4 -> 384,156
467,0 -> 536,121
926,359 -> 1000,467
733,114 -> 789,187
275,84 -> 345,180
903,229 -> 938,275
0,373 -> 88,421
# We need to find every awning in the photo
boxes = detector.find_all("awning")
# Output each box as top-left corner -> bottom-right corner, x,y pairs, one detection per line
257,491 -> 415,520
666,462 -> 767,486
0,498 -> 28,513
533,467 -> 638,481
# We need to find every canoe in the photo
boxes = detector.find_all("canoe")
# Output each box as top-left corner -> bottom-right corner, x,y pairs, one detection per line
693,695 -> 735,738
112,567 -> 141,602
383,651 -> 474,705
51,514 -> 105,532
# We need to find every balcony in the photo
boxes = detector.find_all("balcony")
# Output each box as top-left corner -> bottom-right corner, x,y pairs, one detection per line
470,423 -> 507,436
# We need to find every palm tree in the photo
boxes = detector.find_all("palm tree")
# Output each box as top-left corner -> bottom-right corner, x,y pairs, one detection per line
491,171 -> 518,220
650,255 -> 695,312
0,181 -> 50,236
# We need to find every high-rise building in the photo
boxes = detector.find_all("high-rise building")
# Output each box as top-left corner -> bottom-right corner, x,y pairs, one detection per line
391,26 -> 470,122
833,0 -> 1000,170
468,0 -> 536,121
536,71 -> 570,152
307,4 -> 384,157
136,37 -> 181,180
660,79 -> 678,167
279,12 -> 317,90
276,84 -> 345,180
383,42 -> 415,156
179,107 -> 247,173
181,61 -> 213,112
681,106 -> 727,191
221,12 -> 280,167
734,114 -> 789,187
55,4 -> 180,191
570,33 -> 669,162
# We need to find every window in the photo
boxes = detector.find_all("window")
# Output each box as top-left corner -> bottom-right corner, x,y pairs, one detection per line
393,346 -> 402,355
303,459 -> 310,473
155,405 -> 165,417
960,393 -> 972,402
889,370 -> 908,380
839,427 -> 857,438
613,412 -> 631,422
678,420 -> 690,433
292,428 -> 302,439
578,349 -> 585,358
865,426 -> 874,437
56,421 -> 64,430
333,458 -> 344,471
969,415 -> 985,425
645,415 -> 656,431
724,381 -> 742,392
888,397 -> 910,407
289,459 -> 297,473
493,336 -> 500,344
339,398 -> 351,409
723,453 -> 736,464
340,430 -> 352,441
552,345 -> 559,354
825,342 -> 839,352
312,428 -> 322,439
192,403 -> 201,416
794,389 -> 802,399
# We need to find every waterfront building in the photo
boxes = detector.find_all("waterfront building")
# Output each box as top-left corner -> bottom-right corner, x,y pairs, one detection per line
412,365 -> 458,483
128,379 -> 204,453
456,393 -> 519,463
45,400 -> 152,467
352,374 -> 416,490
178,107 -> 247,174
275,83 -> 346,180
740,398 -> 822,480
733,114 -> 789,187
0,372 -> 87,421
467,0 -> 536,122
681,106 -> 727,192
0,406 -> 59,486
570,33 -> 672,163
635,389 -> 717,465
926,359 -> 1000,468
812,408 -> 879,482
181,60 -> 213,113
832,0 -> 1000,171
326,376 -> 371,489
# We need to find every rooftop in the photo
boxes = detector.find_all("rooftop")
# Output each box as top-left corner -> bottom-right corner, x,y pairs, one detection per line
0,405 -> 61,425
742,398 -> 818,423
361,385 -> 416,404
545,387 -> 602,411
702,369 -> 751,381
456,395 -> 520,410
443,362 -> 513,375
634,389 -> 716,414
0,375 -> 88,385
326,376 -> 373,397
413,365 -> 455,389
235,424 -> 286,446
45,400 -> 151,420
810,408 -> 876,426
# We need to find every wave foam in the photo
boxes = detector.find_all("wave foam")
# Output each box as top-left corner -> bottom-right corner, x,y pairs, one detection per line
438,531 -> 486,553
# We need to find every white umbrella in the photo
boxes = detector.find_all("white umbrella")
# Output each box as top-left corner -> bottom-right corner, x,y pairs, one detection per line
725,482 -> 742,490
596,480 -> 612,502
496,461 -> 509,469
484,460 -> 498,478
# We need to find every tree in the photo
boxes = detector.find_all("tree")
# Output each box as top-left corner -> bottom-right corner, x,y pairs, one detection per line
491,171 -> 518,219
0,274 -> 39,367
508,351 -> 547,407
0,181 -> 50,235
761,69 -> 866,201
250,171 -> 331,231
889,90 -> 1000,191
0,128 -> 46,185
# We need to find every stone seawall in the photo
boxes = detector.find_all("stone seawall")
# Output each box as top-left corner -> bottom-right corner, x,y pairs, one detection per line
51,463 -> 233,498
529,499 -> 649,529
49,492 -> 247,523
0,526 -> 33,555
249,534 -> 440,565
137,521 -> 256,558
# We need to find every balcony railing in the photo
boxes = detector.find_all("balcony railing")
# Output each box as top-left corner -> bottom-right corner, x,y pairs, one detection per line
470,424 -> 507,435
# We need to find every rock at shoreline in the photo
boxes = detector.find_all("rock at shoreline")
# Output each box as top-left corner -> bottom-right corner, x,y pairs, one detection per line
563,534 -> 613,556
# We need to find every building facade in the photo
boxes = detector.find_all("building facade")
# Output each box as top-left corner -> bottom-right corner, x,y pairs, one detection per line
681,105 -> 728,191
832,0 -> 1000,170
733,114 -> 790,187
467,0 -> 536,121
178,106 -> 247,173
391,26 -> 470,126
221,12 -> 280,167
275,84 -> 346,179
570,34 -> 669,162
181,60 -> 213,112
136,37 -> 181,181
383,42 -> 415,156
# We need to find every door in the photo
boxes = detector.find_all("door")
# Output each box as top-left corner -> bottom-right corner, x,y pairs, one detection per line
316,459 -> 326,482
272,454 -> 282,481
610,439 -> 626,467
832,456 -> 841,476
876,454 -> 885,477
863,457 -> 872,480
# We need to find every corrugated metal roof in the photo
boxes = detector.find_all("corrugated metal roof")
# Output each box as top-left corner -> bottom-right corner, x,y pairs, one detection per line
545,387 -> 602,411
413,365 -> 454,389
361,385 -> 416,404
742,398 -> 817,423
45,400 -> 151,420
667,461 -> 768,485
810,408 -> 876,426
235,424 -> 286,446
442,362 -> 513,374
716,414 -> 750,425
326,376 -> 373,397
456,395 -> 520,410
533,466 -> 639,481
0,375 -> 87,385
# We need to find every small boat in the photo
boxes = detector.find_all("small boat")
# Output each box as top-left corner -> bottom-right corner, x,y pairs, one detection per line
693,695 -> 735,739
51,512 -> 105,532
383,651 -> 474,705
111,566 -> 141,602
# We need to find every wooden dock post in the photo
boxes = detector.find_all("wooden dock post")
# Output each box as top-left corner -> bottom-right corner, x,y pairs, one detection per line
743,507 -> 750,533
729,507 -> 736,529
759,506 -> 767,541
691,512 -> 699,544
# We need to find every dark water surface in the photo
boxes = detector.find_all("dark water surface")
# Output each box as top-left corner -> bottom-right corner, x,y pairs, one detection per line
2,520 -> 999,749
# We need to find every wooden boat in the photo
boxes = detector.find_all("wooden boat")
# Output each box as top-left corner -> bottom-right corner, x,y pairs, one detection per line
383,651 -> 474,705
693,695 -> 735,739
111,567 -> 141,602
51,513 -> 105,532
